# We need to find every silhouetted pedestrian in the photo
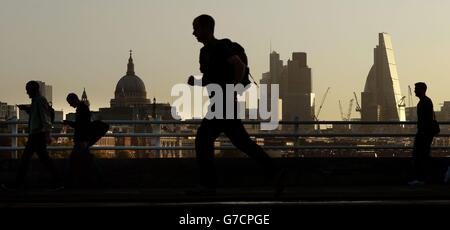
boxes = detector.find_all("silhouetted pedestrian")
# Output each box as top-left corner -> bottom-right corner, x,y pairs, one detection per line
187,15 -> 284,195
2,81 -> 62,191
63,93 -> 100,188
409,82 -> 437,185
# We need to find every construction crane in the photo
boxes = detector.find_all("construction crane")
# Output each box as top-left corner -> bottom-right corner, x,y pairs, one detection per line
408,85 -> 414,107
353,92 -> 362,114
398,96 -> 406,108
346,99 -> 354,121
314,87 -> 331,121
339,99 -> 354,121
339,100 -> 345,121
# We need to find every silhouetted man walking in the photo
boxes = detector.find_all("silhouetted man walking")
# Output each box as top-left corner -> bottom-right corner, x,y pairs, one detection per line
2,81 -> 62,191
188,14 -> 283,195
409,82 -> 436,185
63,93 -> 94,187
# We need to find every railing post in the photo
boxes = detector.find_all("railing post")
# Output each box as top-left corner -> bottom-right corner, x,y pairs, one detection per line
155,116 -> 161,157
9,117 -> 18,159
294,117 -> 299,157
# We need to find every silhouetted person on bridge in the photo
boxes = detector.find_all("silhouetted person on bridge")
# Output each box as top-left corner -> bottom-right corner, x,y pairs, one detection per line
2,81 -> 62,191
187,14 -> 284,195
409,82 -> 438,185
63,93 -> 106,187
63,93 -> 99,188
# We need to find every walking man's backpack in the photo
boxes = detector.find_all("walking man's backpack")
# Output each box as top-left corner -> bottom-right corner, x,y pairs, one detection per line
88,120 -> 110,147
231,42 -> 257,88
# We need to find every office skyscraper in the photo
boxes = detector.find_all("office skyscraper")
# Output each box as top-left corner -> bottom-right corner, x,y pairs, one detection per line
284,52 -> 315,121
261,51 -> 315,123
361,33 -> 405,121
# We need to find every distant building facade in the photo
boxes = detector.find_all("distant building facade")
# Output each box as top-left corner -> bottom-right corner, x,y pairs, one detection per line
436,101 -> 450,121
0,101 -> 16,120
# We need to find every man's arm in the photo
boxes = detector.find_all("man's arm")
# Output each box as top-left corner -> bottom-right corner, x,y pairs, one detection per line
425,100 -> 434,121
17,104 -> 31,114
194,47 -> 212,87
35,98 -> 52,144
227,55 -> 246,84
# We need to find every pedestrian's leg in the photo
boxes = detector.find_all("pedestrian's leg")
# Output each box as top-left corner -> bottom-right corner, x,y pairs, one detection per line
91,152 -> 104,188
35,134 -> 61,186
412,136 -> 420,180
16,147 -> 34,187
37,155 -> 60,185
15,134 -> 41,187
195,119 -> 221,189
64,152 -> 72,188
66,144 -> 81,188
224,120 -> 285,195
80,146 -> 100,188
412,134 -> 427,181
422,135 -> 434,182
224,120 -> 274,170
69,143 -> 87,187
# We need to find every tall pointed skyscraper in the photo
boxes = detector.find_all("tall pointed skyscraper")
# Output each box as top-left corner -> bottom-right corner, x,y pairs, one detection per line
361,33 -> 405,121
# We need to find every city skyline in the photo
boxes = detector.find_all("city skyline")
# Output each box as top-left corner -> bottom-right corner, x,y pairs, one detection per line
1,0 -> 450,120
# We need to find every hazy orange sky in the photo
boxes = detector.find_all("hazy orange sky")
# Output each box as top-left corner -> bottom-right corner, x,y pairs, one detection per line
1,0 -> 450,120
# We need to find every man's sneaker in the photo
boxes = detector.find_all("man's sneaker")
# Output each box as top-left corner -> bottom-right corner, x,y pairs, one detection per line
1,183 -> 25,192
46,184 -> 64,192
408,180 -> 425,186
273,168 -> 287,198
185,186 -> 216,196
444,166 -> 450,184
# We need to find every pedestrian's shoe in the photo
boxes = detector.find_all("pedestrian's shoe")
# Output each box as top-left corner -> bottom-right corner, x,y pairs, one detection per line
273,168 -> 287,198
408,180 -> 425,186
1,183 -> 25,192
46,184 -> 65,192
444,166 -> 450,184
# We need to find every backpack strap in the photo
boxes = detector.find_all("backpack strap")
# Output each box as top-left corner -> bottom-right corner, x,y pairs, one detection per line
248,71 -> 258,87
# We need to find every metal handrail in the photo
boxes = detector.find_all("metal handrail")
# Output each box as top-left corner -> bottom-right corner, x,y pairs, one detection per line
1,133 -> 450,138
2,119 -> 450,125
1,120 -> 450,156
1,145 -> 450,152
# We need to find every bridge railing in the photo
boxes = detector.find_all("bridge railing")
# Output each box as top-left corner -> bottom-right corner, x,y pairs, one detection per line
1,119 -> 450,158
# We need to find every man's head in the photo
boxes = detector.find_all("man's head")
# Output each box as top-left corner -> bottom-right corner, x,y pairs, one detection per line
25,81 -> 40,98
192,14 -> 215,44
414,82 -> 427,98
66,93 -> 80,108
